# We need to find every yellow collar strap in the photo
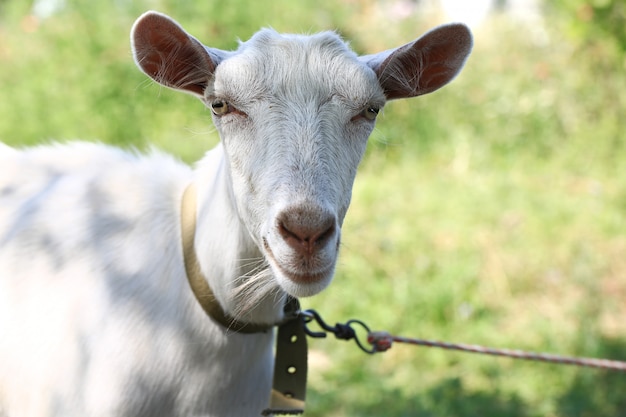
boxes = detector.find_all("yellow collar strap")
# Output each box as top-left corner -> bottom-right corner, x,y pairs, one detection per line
180,183 -> 307,414
180,184 -> 273,333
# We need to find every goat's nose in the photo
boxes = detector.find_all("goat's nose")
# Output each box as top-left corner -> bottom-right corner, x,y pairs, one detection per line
277,209 -> 337,257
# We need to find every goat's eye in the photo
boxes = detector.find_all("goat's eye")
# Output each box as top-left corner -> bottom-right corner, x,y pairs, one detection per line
210,100 -> 230,116
362,106 -> 379,121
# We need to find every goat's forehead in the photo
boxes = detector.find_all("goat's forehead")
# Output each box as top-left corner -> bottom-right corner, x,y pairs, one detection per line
213,29 -> 382,103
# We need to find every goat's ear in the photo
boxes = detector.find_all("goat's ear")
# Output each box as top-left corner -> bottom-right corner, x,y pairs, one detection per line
131,11 -> 226,98
361,24 -> 472,100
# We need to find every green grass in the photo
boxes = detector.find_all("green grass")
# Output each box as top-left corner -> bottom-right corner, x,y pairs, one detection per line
2,1 -> 626,416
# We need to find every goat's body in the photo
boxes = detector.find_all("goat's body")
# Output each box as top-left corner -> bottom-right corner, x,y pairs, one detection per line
0,142 -> 275,416
0,11 -> 472,417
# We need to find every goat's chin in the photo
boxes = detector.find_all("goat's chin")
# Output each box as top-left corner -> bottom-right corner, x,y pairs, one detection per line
261,238 -> 338,298
270,265 -> 335,298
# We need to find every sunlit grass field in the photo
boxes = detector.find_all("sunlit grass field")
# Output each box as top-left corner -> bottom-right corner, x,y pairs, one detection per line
1,1 -> 625,416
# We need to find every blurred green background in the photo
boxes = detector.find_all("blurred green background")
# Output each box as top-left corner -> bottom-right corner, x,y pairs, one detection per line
1,0 -> 625,415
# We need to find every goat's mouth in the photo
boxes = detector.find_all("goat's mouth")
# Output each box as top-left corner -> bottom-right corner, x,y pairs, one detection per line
262,237 -> 336,297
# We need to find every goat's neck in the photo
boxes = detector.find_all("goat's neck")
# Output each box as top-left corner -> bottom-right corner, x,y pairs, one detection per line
192,144 -> 285,326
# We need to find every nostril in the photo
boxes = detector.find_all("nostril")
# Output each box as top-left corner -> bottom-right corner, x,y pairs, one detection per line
313,221 -> 335,247
277,210 -> 337,256
278,220 -> 299,241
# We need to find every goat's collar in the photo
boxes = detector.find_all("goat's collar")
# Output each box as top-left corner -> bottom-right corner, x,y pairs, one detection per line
180,183 -> 275,334
182,183 -> 307,413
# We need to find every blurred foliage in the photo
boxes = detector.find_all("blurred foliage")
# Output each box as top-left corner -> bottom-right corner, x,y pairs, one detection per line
547,0 -> 626,64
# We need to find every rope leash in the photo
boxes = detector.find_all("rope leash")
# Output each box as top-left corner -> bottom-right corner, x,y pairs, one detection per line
302,309 -> 626,372
368,332 -> 626,371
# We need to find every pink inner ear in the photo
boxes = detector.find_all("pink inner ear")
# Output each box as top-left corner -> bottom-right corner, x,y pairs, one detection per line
373,24 -> 472,100
420,66 -> 453,91
132,13 -> 215,96
378,45 -> 463,100
415,46 -> 460,92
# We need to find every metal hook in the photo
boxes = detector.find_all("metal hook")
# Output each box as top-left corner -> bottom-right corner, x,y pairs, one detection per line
299,309 -> 376,354
345,319 -> 376,354
300,309 -> 333,338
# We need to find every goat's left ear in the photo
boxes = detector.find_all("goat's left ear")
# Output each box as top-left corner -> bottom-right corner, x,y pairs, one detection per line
361,24 -> 472,100
131,11 -> 230,98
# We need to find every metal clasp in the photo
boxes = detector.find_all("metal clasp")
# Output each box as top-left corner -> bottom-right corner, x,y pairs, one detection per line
299,309 -> 376,354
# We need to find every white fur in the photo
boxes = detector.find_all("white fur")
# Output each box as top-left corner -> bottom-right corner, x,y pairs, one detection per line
0,11 -> 471,417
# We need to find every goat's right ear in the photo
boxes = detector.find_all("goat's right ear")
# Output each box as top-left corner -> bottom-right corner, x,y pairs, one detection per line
131,11 -> 226,98
361,23 -> 473,100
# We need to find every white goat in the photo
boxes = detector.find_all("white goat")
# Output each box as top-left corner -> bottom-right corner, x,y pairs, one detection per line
0,11 -> 472,417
